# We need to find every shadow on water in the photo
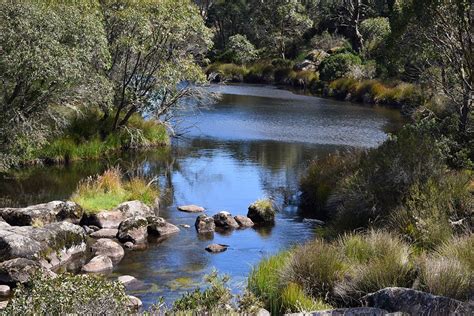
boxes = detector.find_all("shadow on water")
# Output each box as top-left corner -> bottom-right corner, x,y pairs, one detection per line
0,84 -> 403,308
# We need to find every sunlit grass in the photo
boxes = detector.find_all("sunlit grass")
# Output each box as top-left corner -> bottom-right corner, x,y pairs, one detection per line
71,167 -> 159,214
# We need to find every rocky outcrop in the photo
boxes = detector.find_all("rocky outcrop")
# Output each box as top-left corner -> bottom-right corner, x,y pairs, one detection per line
205,244 -> 228,253
147,216 -> 179,237
0,201 -> 83,226
0,258 -> 55,285
0,222 -> 86,267
90,228 -> 118,239
91,239 -> 124,264
81,201 -> 154,229
213,211 -> 239,229
285,307 -> 389,316
81,255 -> 113,273
234,215 -> 254,228
362,287 -> 471,315
177,205 -> 205,213
195,214 -> 215,233
117,217 -> 148,244
294,60 -> 318,72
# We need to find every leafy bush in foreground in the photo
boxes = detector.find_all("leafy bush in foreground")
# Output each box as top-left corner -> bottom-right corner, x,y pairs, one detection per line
319,53 -> 362,82
1,273 -> 130,315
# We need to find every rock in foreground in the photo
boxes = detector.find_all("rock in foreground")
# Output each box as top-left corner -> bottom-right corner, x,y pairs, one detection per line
362,287 -> 471,315
0,258 -> 55,285
0,201 -> 83,226
285,307 -> 388,316
117,216 -> 148,244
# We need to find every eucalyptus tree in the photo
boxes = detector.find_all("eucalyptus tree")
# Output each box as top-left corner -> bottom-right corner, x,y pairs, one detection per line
98,0 -> 212,133
0,0 -> 109,169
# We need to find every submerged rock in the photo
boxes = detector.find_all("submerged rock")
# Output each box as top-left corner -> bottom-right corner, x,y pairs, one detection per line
205,244 -> 228,253
117,217 -> 148,244
147,216 -> 179,237
81,201 -> 154,229
213,211 -> 239,229
177,205 -> 205,213
0,201 -> 83,226
81,255 -> 113,273
362,287 -> 471,315
195,214 -> 215,233
91,239 -> 124,264
0,222 -> 86,266
234,215 -> 254,228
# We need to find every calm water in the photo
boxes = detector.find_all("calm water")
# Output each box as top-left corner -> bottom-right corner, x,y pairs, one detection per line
0,84 -> 402,308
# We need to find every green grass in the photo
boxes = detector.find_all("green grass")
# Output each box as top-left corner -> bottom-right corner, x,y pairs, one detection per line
36,109 -> 169,163
71,168 -> 159,214
281,283 -> 331,313
248,251 -> 290,314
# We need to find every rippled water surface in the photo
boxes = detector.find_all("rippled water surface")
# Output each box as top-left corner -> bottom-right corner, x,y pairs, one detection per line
0,84 -> 402,308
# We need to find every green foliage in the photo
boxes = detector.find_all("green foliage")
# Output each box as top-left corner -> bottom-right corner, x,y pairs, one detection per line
360,17 -> 391,58
248,252 -> 290,314
310,31 -> 350,52
171,271 -> 233,313
1,273 -> 130,315
319,53 -> 362,82
281,283 -> 331,313
0,0 -> 109,170
71,167 -> 159,214
226,34 -> 258,65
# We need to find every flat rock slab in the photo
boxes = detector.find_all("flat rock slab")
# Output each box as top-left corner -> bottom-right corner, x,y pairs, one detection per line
81,201 -> 154,229
177,205 -> 205,213
0,221 -> 86,264
234,215 -> 254,228
0,201 -> 83,226
205,244 -> 229,253
90,228 -> 118,239
118,275 -> 146,290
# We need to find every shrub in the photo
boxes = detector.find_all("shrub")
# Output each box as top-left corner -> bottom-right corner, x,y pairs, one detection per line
310,31 -> 350,52
293,71 -> 319,87
71,167 -> 159,214
226,34 -> 258,65
360,18 -> 390,58
334,231 -> 414,304
319,53 -> 362,82
171,271 -> 234,313
391,172 -> 472,249
300,151 -> 360,219
245,62 -> 275,83
282,239 -> 345,302
248,252 -> 290,314
2,273 -> 130,315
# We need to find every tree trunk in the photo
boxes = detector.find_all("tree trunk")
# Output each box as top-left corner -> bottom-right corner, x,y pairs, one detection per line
459,89 -> 472,134
351,0 -> 363,53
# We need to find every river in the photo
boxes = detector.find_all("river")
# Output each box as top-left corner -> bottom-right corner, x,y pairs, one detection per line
0,84 -> 402,308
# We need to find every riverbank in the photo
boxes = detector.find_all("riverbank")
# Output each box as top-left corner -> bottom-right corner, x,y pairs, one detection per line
206,54 -> 422,114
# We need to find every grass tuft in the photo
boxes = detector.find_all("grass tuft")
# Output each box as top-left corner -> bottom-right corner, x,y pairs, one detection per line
71,167 -> 159,214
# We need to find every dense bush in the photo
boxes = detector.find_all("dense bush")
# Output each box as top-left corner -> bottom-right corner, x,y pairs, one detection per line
319,53 -> 362,82
226,34 -> 258,65
2,273 -> 130,315
360,17 -> 391,58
